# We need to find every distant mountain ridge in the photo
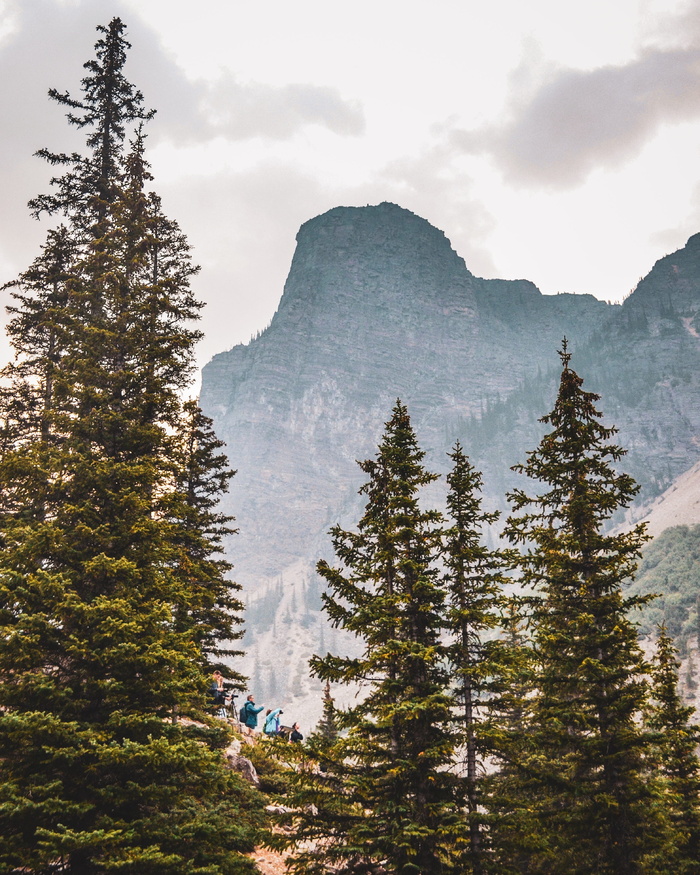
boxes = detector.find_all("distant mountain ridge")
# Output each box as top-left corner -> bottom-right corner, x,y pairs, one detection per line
200,202 -> 700,715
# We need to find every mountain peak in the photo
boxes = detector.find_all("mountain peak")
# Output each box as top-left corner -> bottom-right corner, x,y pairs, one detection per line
199,204 -> 700,716
295,202 -> 463,266
624,232 -> 700,315
271,202 -> 476,331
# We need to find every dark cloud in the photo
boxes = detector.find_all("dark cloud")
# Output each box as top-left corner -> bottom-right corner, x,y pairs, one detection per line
452,47 -> 700,188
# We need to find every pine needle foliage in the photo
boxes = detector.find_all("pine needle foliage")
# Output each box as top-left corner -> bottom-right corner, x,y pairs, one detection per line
441,443 -> 511,874
0,18 -> 262,872
315,679 -> 339,742
480,602 -> 542,875
281,401 -> 465,875
648,625 -> 700,873
501,341 -> 664,874
29,18 -> 155,230
163,400 -> 245,683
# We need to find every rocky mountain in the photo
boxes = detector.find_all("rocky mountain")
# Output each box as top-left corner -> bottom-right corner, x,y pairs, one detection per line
199,203 -> 700,720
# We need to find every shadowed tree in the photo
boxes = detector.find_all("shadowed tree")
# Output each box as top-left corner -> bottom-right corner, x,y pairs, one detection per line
442,442 -> 510,874
315,679 -> 339,742
164,400 -> 246,687
480,601 -> 542,875
648,624 -> 700,873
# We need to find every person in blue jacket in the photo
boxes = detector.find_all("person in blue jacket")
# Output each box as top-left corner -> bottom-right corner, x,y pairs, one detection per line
263,707 -> 283,736
243,694 -> 264,731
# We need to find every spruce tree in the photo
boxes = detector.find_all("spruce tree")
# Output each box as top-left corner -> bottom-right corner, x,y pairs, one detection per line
442,443 -> 508,874
282,401 -> 463,875
0,19 -> 262,873
29,17 -> 154,230
164,400 -> 246,685
315,679 -> 339,742
480,602 -> 542,875
648,625 -> 700,873
503,342 -> 663,874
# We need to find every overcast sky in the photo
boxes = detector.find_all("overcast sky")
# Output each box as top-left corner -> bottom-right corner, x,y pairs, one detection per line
2,0 -> 700,378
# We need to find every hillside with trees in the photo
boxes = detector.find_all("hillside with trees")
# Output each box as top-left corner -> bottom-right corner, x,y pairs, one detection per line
262,349 -> 700,874
626,525 -> 700,648
2,15 -> 700,875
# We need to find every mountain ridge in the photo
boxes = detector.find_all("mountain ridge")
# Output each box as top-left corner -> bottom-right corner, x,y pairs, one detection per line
200,202 -> 700,716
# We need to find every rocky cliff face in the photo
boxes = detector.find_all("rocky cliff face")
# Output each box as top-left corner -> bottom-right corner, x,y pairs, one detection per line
199,202 -> 700,721
574,233 -> 700,501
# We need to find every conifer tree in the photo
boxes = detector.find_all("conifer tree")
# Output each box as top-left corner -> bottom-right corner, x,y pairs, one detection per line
315,679 -> 339,742
0,224 -> 78,528
442,443 -> 509,874
0,19 -> 261,872
164,400 -> 246,684
480,602 -> 541,875
648,625 -> 700,873
282,401 -> 463,875
503,341 -> 663,874
29,17 -> 154,230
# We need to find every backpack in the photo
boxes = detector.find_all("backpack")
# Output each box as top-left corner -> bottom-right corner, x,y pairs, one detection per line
239,704 -> 247,723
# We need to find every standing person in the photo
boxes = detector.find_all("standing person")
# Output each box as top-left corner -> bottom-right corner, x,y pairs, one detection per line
264,707 -> 283,736
290,722 -> 303,743
242,694 -> 264,733
210,670 -> 225,706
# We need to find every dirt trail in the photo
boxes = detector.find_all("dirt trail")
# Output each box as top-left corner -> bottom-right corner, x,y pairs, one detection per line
249,846 -> 290,874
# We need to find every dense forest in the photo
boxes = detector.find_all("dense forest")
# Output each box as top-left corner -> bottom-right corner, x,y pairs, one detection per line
1,17 -> 699,875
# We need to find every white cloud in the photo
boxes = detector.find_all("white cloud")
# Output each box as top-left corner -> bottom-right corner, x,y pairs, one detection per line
200,75 -> 364,140
451,46 -> 700,188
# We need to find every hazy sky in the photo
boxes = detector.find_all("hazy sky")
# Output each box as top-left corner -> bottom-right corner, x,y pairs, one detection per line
2,0 -> 700,376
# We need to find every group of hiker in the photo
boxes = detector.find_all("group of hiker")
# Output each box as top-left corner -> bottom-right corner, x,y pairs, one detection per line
211,672 -> 303,742
241,693 -> 304,742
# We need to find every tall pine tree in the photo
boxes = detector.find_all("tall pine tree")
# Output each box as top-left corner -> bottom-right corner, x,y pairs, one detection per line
480,602 -> 541,875
442,442 -> 509,874
164,400 -> 246,685
502,341 -> 664,874
0,19 -> 262,873
648,625 -> 700,873
29,17 -> 154,231
281,401 -> 464,875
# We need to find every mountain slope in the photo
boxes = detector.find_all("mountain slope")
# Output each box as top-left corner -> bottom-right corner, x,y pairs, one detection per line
200,203 -> 700,716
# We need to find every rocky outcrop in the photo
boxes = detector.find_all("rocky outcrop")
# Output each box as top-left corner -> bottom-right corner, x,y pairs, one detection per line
224,743 -> 259,786
199,202 -> 700,719
569,234 -> 700,502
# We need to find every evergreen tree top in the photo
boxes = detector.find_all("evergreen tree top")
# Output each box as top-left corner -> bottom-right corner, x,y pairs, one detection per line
506,342 -> 646,562
30,17 -> 155,226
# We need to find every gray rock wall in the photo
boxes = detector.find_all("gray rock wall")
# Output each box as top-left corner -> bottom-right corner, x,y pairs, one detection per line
200,202 -> 700,721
